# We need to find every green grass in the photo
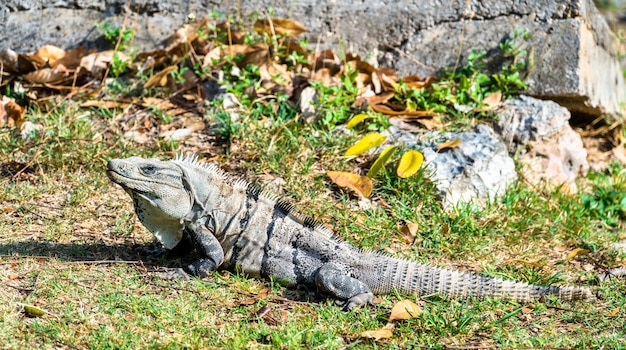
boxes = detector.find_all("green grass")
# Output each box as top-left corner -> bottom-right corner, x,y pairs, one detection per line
1,16 -> 626,346
1,96 -> 625,349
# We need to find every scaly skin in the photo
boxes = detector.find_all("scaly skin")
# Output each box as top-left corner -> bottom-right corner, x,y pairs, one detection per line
106,154 -> 593,310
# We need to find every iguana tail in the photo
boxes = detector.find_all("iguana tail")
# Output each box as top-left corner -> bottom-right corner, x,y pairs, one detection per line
363,255 -> 593,301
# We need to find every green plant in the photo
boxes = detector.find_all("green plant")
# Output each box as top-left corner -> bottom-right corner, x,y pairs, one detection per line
96,21 -> 135,51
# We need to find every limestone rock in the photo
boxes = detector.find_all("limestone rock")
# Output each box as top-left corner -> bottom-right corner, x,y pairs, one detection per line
385,121 -> 517,208
495,95 -> 589,192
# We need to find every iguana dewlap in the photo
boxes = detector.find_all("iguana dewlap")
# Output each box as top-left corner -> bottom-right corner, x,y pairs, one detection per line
106,154 -> 593,310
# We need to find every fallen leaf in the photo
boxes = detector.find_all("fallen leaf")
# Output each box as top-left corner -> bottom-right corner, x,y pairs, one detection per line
475,91 -> 502,111
23,68 -> 69,84
608,307 -> 620,317
33,45 -> 66,65
404,75 -> 438,89
399,222 -> 419,244
53,46 -> 89,70
0,96 -> 25,128
360,328 -> 393,340
512,259 -> 544,268
365,91 -> 395,106
436,138 -> 462,152
23,304 -> 46,318
344,133 -> 387,156
566,248 -> 590,260
327,171 -> 373,198
397,150 -> 424,178
144,65 -> 179,88
80,50 -> 128,75
367,145 -> 398,178
80,100 -> 130,109
8,273 -> 19,280
370,103 -> 433,117
254,18 -> 307,37
389,300 -> 421,321
346,113 -> 370,129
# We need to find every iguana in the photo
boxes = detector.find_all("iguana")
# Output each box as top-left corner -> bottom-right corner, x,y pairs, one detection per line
106,154 -> 593,310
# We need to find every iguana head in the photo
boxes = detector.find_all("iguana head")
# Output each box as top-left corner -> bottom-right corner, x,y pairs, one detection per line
107,156 -> 193,249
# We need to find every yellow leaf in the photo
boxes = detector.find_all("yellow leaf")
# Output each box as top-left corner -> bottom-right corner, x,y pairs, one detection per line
23,305 -> 46,317
360,328 -> 393,340
327,171 -> 373,198
389,300 -> 421,321
513,259 -> 544,268
396,150 -> 424,178
344,133 -> 387,156
608,307 -> 620,317
367,145 -> 398,178
566,248 -> 590,260
436,138 -> 462,152
346,113 -> 369,129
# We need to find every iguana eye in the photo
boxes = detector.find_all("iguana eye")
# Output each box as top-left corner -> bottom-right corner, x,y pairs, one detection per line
141,165 -> 157,175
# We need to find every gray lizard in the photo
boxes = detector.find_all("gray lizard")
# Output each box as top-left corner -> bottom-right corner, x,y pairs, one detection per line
106,154 -> 593,310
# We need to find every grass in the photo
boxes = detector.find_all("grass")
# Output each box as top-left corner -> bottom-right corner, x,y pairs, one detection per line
1,96 -> 625,349
1,18 -> 625,349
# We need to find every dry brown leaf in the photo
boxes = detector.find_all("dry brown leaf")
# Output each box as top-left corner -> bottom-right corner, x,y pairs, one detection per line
360,328 -> 393,340
365,92 -> 395,106
144,65 -> 179,88
436,138 -> 462,152
327,171 -> 373,198
259,62 -> 291,85
0,49 -> 20,73
375,68 -> 398,92
476,91 -> 502,112
23,68 -> 69,84
389,300 -> 421,321
80,100 -> 130,109
412,115 -> 443,130
253,18 -> 307,37
400,222 -> 419,244
53,46 -> 90,70
33,45 -> 66,65
0,96 -> 25,128
80,50 -> 128,75
404,75 -> 438,90
608,307 -> 620,317
370,103 -> 433,117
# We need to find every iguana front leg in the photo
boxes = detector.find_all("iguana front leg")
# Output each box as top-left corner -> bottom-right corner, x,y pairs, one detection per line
314,263 -> 374,310
184,221 -> 224,278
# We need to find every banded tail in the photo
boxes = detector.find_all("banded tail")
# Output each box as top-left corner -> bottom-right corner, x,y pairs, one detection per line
364,256 -> 593,301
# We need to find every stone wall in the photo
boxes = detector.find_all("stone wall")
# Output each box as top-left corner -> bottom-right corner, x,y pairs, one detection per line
2,0 -> 624,119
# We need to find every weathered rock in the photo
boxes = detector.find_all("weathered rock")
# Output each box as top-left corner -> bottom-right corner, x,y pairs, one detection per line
298,86 -> 318,123
2,0 -> 623,120
495,95 -> 589,192
385,121 -> 517,208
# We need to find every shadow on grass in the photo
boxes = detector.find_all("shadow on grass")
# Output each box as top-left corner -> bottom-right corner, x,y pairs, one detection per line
0,239 -> 186,268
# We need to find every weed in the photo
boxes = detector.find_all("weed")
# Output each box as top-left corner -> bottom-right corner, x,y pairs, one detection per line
96,21 -> 135,51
